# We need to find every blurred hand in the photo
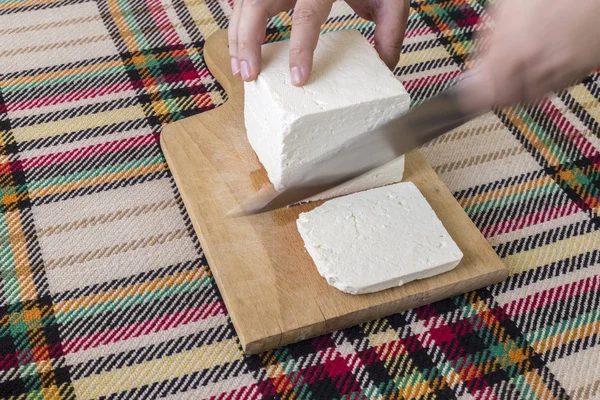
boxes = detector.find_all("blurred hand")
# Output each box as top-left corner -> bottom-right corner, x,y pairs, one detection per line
228,0 -> 410,86
466,0 -> 600,110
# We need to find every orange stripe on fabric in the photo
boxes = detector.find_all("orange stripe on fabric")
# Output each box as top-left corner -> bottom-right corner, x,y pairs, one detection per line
459,175 -> 555,208
523,370 -> 560,400
502,108 -> 561,166
533,319 -> 600,354
28,162 -> 167,199
54,266 -> 207,313
0,60 -> 124,87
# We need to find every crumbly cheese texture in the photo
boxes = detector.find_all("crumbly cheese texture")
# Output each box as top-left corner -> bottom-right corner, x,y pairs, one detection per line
244,30 -> 411,200
296,182 -> 463,294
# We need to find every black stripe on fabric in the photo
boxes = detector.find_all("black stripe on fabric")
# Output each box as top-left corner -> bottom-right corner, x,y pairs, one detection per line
544,164 -> 600,223
167,176 -> 204,255
371,319 -> 458,397
30,169 -> 169,207
491,380 -> 525,400
106,2 -> 166,49
495,108 -> 552,169
412,2 -> 470,67
16,118 -> 151,152
0,55 -> 122,80
472,292 -> 569,399
58,284 -> 221,341
325,13 -> 355,32
396,56 -> 458,80
103,359 -> 249,400
95,0 -> 129,55
53,260 -> 203,301
496,218 -> 598,259
24,143 -> 160,181
70,325 -> 234,380
401,38 -> 440,55
171,0 -> 205,43
497,106 -> 600,226
543,327 -> 600,364
514,286 -> 600,333
454,168 -> 549,202
328,332 -> 377,394
9,96 -> 141,129
525,104 -> 589,164
205,0 -> 228,30
0,0 -> 91,15
0,73 -> 76,397
95,0 -> 171,124
567,74 -> 600,134
408,75 -> 457,105
3,73 -> 132,104
491,249 -> 600,296
469,189 -> 571,234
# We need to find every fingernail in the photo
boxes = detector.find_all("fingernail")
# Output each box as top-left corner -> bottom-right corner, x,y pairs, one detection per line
291,66 -> 303,86
241,60 -> 251,80
231,57 -> 240,75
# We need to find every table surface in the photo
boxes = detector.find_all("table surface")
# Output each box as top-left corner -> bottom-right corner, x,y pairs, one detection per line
1,1 -> 599,399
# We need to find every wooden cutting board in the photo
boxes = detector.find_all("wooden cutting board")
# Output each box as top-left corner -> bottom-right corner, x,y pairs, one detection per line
160,30 -> 508,355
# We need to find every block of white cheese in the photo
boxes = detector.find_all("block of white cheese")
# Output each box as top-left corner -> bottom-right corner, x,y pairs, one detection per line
244,30 -> 411,201
296,182 -> 463,294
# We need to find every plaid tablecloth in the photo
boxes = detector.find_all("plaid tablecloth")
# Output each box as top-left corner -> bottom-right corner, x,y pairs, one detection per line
1,0 -> 599,399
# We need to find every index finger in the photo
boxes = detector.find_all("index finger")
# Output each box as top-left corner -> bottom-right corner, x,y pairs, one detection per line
288,0 -> 334,86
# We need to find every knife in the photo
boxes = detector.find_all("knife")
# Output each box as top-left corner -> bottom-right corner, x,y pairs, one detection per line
235,72 -> 486,216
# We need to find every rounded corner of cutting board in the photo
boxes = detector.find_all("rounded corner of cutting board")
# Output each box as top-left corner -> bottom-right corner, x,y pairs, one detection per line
159,121 -> 179,150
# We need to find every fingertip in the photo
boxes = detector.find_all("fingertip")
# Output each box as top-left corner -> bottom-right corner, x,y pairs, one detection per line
240,59 -> 261,81
376,49 -> 400,71
290,66 -> 308,86
240,60 -> 252,81
231,57 -> 240,76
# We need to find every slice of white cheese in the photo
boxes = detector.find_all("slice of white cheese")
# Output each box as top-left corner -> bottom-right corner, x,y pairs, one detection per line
244,30 -> 411,201
296,182 -> 463,294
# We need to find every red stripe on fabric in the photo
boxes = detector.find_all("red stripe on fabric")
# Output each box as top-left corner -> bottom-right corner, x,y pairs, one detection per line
503,275 -> 599,318
482,201 -> 580,238
402,70 -> 461,90
62,301 -> 225,354
374,338 -> 404,360
19,133 -> 159,170
404,26 -> 436,38
210,384 -> 260,400
144,0 -> 182,47
539,101 -> 599,160
480,386 -> 500,400
0,341 -> 65,371
6,83 -> 135,112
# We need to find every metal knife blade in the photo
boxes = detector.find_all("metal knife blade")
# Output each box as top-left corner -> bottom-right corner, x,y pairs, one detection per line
235,78 -> 484,216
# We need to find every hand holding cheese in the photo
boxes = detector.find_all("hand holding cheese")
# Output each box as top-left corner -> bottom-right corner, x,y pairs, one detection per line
228,0 -> 410,85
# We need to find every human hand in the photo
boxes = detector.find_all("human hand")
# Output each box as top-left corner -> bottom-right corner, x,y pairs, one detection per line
464,0 -> 600,111
228,0 -> 410,86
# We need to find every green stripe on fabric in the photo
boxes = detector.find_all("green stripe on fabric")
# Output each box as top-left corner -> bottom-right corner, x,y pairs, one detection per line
526,308 -> 599,344
53,275 -> 214,323
26,155 -> 165,191
512,107 -> 571,164
2,66 -> 128,92
464,180 -> 559,216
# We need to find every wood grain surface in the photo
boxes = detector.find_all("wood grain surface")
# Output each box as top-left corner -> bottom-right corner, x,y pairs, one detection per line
160,30 -> 508,354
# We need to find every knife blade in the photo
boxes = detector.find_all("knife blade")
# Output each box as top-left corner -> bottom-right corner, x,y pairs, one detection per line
235,75 -> 485,216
